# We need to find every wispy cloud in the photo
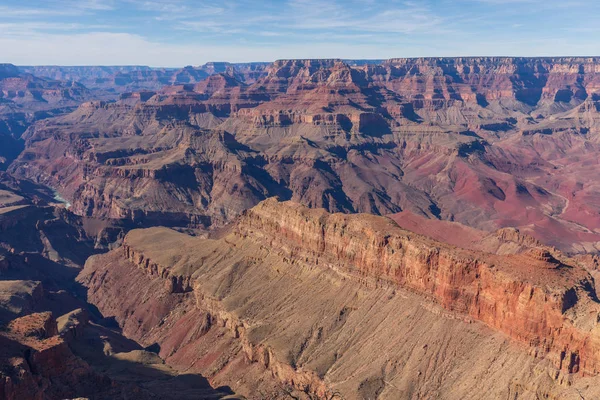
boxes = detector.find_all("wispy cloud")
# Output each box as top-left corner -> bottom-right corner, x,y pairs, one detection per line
0,1 -> 115,18
0,22 -> 114,37
170,0 -> 451,39
177,20 -> 243,34
283,0 -> 446,34
74,0 -> 117,10
128,0 -> 229,20
0,5 -> 83,17
0,0 -> 598,65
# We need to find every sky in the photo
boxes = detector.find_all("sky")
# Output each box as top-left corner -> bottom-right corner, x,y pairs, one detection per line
0,0 -> 599,66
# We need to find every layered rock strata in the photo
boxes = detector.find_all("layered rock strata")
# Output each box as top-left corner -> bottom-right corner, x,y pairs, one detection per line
13,57 -> 600,253
79,199 -> 600,399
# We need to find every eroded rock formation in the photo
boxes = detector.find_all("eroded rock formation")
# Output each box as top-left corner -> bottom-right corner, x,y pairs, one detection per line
79,199 -> 600,399
7,57 -> 600,399
12,57 -> 600,253
20,62 -> 272,92
0,65 -> 93,169
0,178 -> 238,399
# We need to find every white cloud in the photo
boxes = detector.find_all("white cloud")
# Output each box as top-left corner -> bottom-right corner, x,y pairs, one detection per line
284,0 -> 446,34
0,0 -> 598,65
0,5 -> 84,17
0,1 -> 115,18
1,30 -> 598,67
0,22 -> 113,36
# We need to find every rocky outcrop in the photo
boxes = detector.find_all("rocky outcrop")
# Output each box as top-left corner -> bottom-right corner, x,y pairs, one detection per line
0,280 -> 43,323
0,171 -> 241,399
379,57 -> 600,107
0,308 -> 235,400
0,67 -> 90,106
79,199 -> 600,399
0,312 -> 105,400
12,57 -> 600,253
0,64 -> 99,170
239,199 -> 600,375
0,64 -> 20,79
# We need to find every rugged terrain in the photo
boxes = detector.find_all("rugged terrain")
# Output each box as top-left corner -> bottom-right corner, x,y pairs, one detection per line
20,62 -> 271,93
12,57 -> 600,253
0,173 -> 236,399
0,62 -> 268,170
19,60 -> 382,92
0,63 -> 93,169
79,198 -> 600,399
4,57 -> 600,399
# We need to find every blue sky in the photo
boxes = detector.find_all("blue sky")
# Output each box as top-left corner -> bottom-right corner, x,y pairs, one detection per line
1,0 -> 599,66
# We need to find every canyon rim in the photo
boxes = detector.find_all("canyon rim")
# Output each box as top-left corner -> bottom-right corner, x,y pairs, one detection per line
3,1 -> 600,399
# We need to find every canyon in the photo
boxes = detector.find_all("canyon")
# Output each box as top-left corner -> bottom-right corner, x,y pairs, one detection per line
3,57 -> 600,399
79,199 -> 600,399
0,172 -> 239,399
11,57 -> 600,253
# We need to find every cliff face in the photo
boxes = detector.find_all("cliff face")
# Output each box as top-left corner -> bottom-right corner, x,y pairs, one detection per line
0,312 -> 106,400
79,199 -> 600,399
0,179 -> 236,400
379,57 -> 600,106
240,200 -> 600,375
12,57 -> 600,253
0,308 -> 236,400
0,65 -> 92,169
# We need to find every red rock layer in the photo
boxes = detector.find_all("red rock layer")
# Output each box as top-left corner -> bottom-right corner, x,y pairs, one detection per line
12,57 -> 600,253
238,199 -> 600,375
79,199 -> 600,400
0,312 -> 104,400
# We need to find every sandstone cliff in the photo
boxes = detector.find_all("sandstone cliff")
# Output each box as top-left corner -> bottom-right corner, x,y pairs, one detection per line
0,311 -> 109,400
13,57 -> 600,253
79,199 -> 600,399
0,179 -> 238,399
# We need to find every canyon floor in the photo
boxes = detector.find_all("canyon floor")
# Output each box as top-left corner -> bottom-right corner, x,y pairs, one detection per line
3,58 -> 600,399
